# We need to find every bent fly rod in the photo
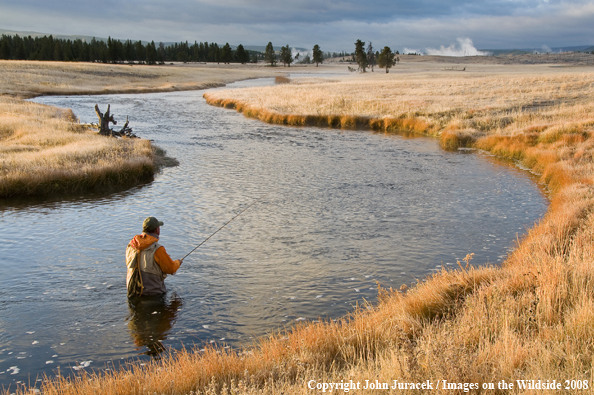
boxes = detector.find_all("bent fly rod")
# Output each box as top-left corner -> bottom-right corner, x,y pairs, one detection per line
181,191 -> 273,261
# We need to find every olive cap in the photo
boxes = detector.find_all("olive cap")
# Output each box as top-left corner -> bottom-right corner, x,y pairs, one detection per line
143,216 -> 164,232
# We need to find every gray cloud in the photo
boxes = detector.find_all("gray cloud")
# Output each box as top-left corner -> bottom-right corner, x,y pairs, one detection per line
0,0 -> 593,51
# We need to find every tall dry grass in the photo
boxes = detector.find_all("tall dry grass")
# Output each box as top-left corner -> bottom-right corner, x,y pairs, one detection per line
6,63 -> 594,394
0,96 -> 155,197
0,60 -> 279,99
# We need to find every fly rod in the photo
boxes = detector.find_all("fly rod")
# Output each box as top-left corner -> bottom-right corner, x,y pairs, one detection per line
181,191 -> 273,261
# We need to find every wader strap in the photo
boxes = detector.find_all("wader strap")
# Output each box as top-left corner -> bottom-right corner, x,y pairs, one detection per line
136,251 -> 144,297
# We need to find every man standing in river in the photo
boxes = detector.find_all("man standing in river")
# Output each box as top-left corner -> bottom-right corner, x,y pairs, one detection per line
126,217 -> 183,297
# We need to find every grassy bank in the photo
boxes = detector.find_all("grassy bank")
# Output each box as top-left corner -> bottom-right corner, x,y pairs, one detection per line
0,96 -> 157,197
0,60 -> 279,198
4,62 -> 594,394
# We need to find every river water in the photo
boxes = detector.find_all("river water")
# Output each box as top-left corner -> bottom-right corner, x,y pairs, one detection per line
0,77 -> 548,386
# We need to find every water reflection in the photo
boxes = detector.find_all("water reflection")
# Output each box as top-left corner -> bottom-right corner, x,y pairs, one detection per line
126,293 -> 183,357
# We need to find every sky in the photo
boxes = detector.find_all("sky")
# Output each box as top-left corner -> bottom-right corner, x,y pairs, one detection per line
0,0 -> 593,53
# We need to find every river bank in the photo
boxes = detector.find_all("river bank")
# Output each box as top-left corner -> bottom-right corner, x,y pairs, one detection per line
0,61 -> 280,198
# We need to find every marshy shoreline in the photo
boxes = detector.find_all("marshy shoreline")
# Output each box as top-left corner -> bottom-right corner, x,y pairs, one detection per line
2,57 -> 594,394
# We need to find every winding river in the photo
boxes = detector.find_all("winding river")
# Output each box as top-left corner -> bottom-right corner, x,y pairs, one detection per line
0,77 -> 548,386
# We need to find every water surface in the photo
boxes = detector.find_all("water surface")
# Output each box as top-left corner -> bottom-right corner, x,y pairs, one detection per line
0,79 -> 548,386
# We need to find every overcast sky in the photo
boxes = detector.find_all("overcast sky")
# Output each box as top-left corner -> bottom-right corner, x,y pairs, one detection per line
1,0 -> 593,53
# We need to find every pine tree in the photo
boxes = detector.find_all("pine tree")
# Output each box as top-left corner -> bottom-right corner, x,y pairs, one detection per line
366,42 -> 376,72
146,41 -> 158,64
354,39 -> 367,72
265,42 -> 276,66
221,43 -> 232,64
158,42 -> 167,63
235,44 -> 249,64
1,35 -> 11,59
312,44 -> 323,66
377,46 -> 395,73
280,44 -> 293,67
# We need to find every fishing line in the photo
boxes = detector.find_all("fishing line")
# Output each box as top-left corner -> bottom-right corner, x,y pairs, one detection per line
181,191 -> 273,261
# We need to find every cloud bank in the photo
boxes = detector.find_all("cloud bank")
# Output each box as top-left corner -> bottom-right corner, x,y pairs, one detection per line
1,0 -> 593,52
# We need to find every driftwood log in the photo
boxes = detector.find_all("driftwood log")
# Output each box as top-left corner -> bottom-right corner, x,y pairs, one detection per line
94,104 -> 139,138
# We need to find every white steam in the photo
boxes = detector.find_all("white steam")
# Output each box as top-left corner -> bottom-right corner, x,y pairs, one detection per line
292,48 -> 312,62
403,48 -> 422,55
424,38 -> 490,57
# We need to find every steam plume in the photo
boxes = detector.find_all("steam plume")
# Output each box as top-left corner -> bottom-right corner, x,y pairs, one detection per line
424,38 -> 490,57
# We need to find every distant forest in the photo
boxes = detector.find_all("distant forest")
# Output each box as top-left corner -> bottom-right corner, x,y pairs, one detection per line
0,34 -> 347,64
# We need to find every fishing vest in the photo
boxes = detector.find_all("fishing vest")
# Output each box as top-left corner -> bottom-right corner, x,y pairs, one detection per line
126,242 -> 167,294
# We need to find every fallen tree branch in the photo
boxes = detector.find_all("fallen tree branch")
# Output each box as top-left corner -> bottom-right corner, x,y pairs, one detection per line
94,104 -> 139,138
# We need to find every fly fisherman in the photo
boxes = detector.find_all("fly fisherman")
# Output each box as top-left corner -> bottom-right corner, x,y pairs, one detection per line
126,217 -> 183,297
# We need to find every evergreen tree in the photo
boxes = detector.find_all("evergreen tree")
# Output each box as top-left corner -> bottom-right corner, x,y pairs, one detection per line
62,39 -> 74,61
43,35 -> 55,60
312,44 -> 323,66
191,41 -> 200,62
221,43 -> 232,64
53,40 -> 64,61
354,39 -> 367,72
208,43 -> 219,62
124,40 -> 135,62
235,44 -> 249,64
280,44 -> 293,67
158,42 -> 167,63
1,35 -> 11,59
107,37 -> 116,63
134,41 -> 144,62
146,41 -> 158,64
199,42 -> 207,61
366,42 -> 376,72
264,42 -> 276,66
377,46 -> 395,73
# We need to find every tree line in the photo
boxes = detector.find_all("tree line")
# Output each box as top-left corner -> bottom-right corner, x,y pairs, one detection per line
353,39 -> 400,73
263,42 -> 325,67
0,33 -> 391,69
0,34 -> 259,64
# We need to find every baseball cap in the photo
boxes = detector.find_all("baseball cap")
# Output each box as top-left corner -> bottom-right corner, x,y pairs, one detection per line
143,216 -> 164,232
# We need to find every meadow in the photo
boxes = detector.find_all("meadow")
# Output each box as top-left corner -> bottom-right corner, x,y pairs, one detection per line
0,61 -> 277,197
0,60 -> 278,98
4,58 -> 594,394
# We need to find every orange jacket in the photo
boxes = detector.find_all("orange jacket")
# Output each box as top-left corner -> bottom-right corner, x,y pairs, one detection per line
128,233 -> 181,274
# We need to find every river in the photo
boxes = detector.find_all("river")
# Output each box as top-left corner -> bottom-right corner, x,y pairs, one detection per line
0,77 -> 548,386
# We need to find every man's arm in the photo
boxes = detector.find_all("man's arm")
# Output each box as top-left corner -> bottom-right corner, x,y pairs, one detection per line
154,246 -> 182,274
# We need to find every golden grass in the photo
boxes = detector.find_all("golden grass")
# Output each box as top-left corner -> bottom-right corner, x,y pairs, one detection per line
0,60 -> 280,99
7,61 -> 594,394
274,76 -> 291,84
0,96 -> 155,197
